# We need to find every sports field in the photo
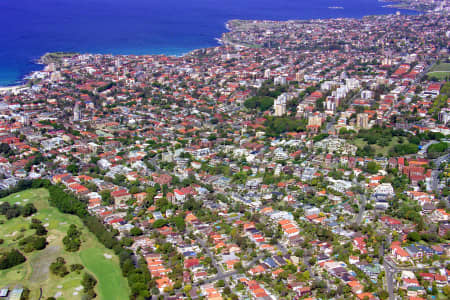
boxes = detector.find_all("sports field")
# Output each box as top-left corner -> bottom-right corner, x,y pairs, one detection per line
427,62 -> 450,80
0,189 -> 129,300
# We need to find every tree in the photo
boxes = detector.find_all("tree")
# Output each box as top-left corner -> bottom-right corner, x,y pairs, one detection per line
234,261 -> 244,273
265,116 -> 307,136
365,161 -> 379,174
431,282 -> 438,295
30,218 -> 47,236
63,224 -> 81,252
0,202 -> 22,219
130,227 -> 143,236
300,270 -> 310,281
443,285 -> 450,297
145,187 -> 157,203
83,272 -> 97,290
50,257 -> 69,277
82,272 -> 98,299
407,232 -> 421,242
427,142 -> 449,159
19,235 -> 47,252
244,96 -> 274,111
21,203 -> 37,217
171,216 -> 186,232
216,280 -> 225,288
100,190 -> 113,205
70,263 -> 84,272
0,143 -> 14,157
0,249 -> 26,269
67,164 -> 80,175
32,237 -> 47,250
67,224 -> 80,238
378,290 -> 389,300
152,219 -> 168,228
390,143 -> 418,156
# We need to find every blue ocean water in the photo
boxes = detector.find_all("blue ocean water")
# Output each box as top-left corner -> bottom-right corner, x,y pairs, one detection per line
0,0 -> 416,86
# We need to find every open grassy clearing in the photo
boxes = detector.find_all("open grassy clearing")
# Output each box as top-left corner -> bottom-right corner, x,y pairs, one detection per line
0,189 -> 129,300
352,136 -> 401,156
427,71 -> 450,80
427,63 -> 450,80
429,63 -> 450,72
80,248 -> 129,300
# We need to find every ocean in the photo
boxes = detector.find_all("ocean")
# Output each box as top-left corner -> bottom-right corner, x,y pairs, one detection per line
0,0 -> 416,86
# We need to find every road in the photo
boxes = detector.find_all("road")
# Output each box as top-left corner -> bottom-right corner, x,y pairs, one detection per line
434,153 -> 449,169
192,254 -> 265,286
355,194 -> 366,225
163,251 -> 265,297
418,140 -> 439,156
380,233 -> 395,300
385,256 -> 442,272
301,254 -> 331,293
351,177 -> 366,225
148,157 -> 170,175
323,118 -> 336,134
276,242 -> 288,255
160,256 -> 264,298
189,227 -> 268,287
192,232 -> 226,277
384,259 -> 395,300
428,169 -> 440,192
415,58 -> 439,84
428,153 -> 449,194
303,255 -> 316,279
380,249 -> 445,300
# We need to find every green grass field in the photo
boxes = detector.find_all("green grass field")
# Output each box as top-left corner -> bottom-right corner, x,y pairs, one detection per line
80,248 -> 129,300
427,72 -> 449,80
352,136 -> 400,156
0,189 -> 130,300
430,63 -> 450,72
427,63 -> 450,80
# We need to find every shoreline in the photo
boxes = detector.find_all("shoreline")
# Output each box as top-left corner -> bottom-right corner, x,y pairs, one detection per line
381,4 -> 422,12
0,49 -> 198,88
0,84 -> 27,94
0,5 -> 425,89
378,0 -> 432,12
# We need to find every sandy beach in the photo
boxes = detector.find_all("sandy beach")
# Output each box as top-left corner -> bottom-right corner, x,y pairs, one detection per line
0,85 -> 27,94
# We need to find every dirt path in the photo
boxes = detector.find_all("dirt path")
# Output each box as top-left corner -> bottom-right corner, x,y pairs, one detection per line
30,245 -> 60,283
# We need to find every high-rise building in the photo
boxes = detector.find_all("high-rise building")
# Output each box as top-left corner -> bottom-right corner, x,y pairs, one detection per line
21,114 -> 30,126
325,96 -> 338,112
295,71 -> 304,82
308,114 -> 322,127
274,75 -> 286,86
73,102 -> 81,122
438,109 -> 450,125
273,94 -> 287,117
361,90 -> 374,100
357,113 -> 369,129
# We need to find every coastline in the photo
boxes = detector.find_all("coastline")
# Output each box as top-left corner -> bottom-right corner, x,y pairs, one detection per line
0,50 -> 195,89
0,1 -> 426,89
381,4 -> 421,12
378,0 -> 429,12
0,85 -> 27,94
